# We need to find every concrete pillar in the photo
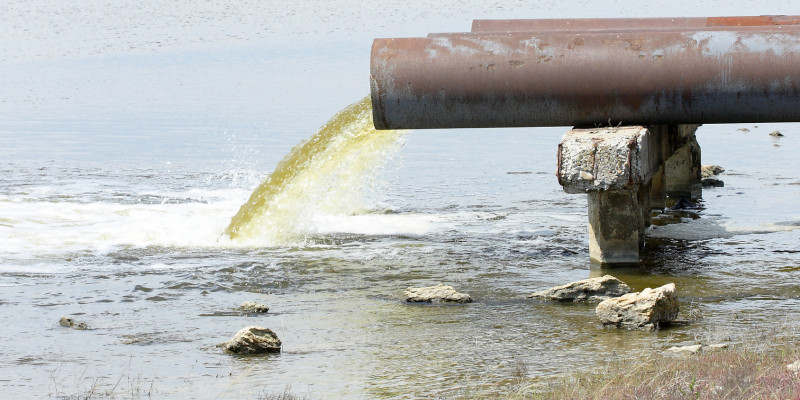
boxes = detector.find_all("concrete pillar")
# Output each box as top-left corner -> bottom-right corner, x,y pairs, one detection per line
559,126 -> 661,264
650,165 -> 666,210
588,190 -> 643,264
646,125 -> 669,211
558,124 -> 700,265
664,126 -> 702,199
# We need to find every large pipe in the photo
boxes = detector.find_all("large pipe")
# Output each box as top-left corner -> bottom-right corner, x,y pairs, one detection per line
429,24 -> 800,39
371,29 -> 800,129
471,15 -> 800,33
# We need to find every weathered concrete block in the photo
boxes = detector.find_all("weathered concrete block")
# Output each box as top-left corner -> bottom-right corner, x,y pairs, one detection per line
558,127 -> 656,194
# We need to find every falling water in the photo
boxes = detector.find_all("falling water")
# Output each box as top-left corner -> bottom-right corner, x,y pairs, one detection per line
224,96 -> 406,243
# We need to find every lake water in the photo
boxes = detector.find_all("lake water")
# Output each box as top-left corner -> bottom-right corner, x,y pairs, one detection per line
2,1 -> 800,398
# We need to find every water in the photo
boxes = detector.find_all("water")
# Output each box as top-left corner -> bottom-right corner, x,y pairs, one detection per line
2,1 -> 800,399
225,96 -> 407,243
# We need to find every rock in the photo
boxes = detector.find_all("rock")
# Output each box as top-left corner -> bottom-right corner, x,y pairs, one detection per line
59,316 -> 89,330
239,301 -> 269,313
527,275 -> 631,302
596,283 -> 679,331
787,360 -> 800,372
667,344 -> 702,354
701,165 -> 725,178
737,128 -> 750,132
769,130 -> 784,137
705,343 -> 729,352
221,326 -> 281,354
666,343 -> 726,355
701,178 -> 724,188
403,284 -> 472,303
670,198 -> 698,210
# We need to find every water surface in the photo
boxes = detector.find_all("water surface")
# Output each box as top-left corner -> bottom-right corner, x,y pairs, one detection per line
2,1 -> 800,398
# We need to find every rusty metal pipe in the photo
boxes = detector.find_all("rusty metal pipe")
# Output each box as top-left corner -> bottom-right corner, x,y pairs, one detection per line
371,30 -> 800,129
430,25 -> 800,39
471,15 -> 800,33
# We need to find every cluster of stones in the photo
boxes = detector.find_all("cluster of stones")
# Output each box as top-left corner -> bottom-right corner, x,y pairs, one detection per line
529,275 -> 680,331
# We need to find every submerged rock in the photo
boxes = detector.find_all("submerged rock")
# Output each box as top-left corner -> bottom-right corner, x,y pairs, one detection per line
670,198 -> 698,210
701,165 -> 725,178
666,343 -> 728,355
221,326 -> 281,354
403,284 -> 472,303
239,301 -> 269,313
701,178 -> 724,188
667,344 -> 702,355
596,283 -> 679,331
59,316 -> 89,330
705,343 -> 729,352
527,275 -> 631,303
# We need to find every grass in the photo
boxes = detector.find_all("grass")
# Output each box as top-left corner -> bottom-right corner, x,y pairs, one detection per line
48,356 -> 156,399
256,385 -> 310,400
479,326 -> 800,400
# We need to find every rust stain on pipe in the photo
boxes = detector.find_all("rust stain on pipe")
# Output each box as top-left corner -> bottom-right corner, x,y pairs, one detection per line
371,28 -> 800,130
471,15 -> 800,33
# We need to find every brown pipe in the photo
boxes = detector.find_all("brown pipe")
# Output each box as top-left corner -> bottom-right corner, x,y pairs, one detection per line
429,25 -> 800,39
471,15 -> 800,33
371,30 -> 800,129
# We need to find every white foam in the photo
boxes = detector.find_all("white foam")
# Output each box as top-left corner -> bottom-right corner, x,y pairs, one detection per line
0,197 -> 243,256
313,213 -> 439,236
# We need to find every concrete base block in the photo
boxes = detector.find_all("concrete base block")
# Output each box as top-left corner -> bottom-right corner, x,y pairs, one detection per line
588,185 -> 650,264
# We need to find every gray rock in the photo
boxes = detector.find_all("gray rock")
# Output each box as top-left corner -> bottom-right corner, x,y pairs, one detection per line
701,178 -> 724,188
527,275 -> 631,302
701,165 -> 725,178
705,343 -> 729,352
239,301 -> 269,313
596,283 -> 679,331
770,130 -> 784,137
403,284 -> 472,303
59,316 -> 89,330
787,360 -> 800,372
221,326 -> 281,354
667,344 -> 702,355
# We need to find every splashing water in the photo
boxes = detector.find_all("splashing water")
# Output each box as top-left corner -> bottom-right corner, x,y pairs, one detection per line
224,96 -> 407,243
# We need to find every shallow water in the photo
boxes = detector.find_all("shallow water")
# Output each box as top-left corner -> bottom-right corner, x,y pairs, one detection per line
2,1 -> 800,399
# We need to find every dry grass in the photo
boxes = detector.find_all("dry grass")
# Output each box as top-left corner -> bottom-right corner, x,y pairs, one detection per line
494,328 -> 800,400
257,385 -> 310,400
48,356 -> 155,399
